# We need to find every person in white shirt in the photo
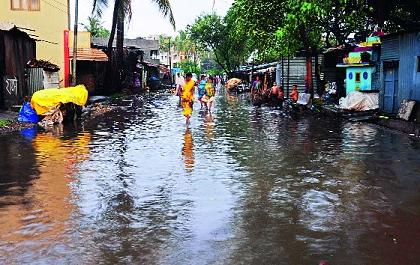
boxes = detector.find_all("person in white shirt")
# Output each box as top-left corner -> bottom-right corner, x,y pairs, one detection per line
175,73 -> 185,102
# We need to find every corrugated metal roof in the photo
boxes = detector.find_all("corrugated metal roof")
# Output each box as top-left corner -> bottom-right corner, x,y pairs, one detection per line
381,35 -> 400,61
69,48 -> 108,62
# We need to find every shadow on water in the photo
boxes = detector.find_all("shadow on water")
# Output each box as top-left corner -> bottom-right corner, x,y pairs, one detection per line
0,91 -> 420,264
0,129 -> 39,207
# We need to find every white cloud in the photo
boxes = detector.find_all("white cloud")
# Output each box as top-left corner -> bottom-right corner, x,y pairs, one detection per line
71,0 -> 233,38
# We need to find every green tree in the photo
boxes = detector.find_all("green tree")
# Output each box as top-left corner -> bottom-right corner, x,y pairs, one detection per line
188,13 -> 247,73
178,60 -> 200,76
82,16 -> 110,38
366,0 -> 420,31
227,0 -> 376,91
159,34 -> 173,52
174,30 -> 197,62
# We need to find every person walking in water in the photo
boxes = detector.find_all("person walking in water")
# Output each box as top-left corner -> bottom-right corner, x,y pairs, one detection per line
181,73 -> 195,124
251,76 -> 262,94
290,84 -> 299,102
251,76 -> 263,107
175,73 -> 185,104
269,82 -> 280,107
197,75 -> 207,109
202,76 -> 216,112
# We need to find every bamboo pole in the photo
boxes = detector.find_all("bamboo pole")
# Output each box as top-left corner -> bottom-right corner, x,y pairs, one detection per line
72,0 -> 78,86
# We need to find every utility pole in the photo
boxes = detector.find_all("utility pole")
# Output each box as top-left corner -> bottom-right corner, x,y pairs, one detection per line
72,0 -> 78,86
67,0 -> 71,29
168,37 -> 172,83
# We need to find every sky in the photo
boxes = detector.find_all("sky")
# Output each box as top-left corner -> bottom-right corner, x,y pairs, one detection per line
70,0 -> 234,38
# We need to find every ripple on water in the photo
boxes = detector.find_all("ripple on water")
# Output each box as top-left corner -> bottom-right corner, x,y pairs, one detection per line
1,92 -> 420,264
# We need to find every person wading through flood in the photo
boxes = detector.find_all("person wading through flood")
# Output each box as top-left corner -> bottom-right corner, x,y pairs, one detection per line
269,82 -> 281,107
181,73 -> 195,124
176,73 -> 185,104
197,75 -> 207,109
290,84 -> 299,102
278,86 -> 285,106
251,76 -> 263,106
202,76 -> 216,112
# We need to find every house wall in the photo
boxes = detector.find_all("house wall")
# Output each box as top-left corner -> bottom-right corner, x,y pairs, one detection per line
398,32 -> 420,102
69,31 -> 92,49
346,66 -> 374,94
277,56 -> 320,95
0,0 -> 69,86
380,32 -> 420,112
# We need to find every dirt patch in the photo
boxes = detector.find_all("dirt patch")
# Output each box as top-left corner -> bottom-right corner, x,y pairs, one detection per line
0,120 -> 36,136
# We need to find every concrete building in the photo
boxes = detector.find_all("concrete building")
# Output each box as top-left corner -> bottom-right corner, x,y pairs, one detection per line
0,0 -> 70,85
160,49 -> 195,69
92,37 -> 160,65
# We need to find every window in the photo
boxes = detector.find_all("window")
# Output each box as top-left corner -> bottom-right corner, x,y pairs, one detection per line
11,0 -> 40,11
355,72 -> 361,83
417,56 -> 420,72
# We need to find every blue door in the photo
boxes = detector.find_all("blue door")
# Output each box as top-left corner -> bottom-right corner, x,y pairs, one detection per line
383,65 -> 399,113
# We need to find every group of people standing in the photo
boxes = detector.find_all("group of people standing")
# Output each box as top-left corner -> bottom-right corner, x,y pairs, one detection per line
176,73 -> 217,124
251,76 -> 299,107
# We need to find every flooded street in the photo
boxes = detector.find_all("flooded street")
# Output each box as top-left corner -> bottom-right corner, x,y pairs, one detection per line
1,91 -> 420,265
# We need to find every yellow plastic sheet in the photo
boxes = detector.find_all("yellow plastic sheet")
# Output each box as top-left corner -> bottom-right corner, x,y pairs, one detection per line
31,85 -> 89,115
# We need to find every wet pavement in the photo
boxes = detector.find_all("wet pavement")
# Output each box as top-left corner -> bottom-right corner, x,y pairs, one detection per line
1,90 -> 420,265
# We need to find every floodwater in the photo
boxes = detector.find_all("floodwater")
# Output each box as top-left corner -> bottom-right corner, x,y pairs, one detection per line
1,91 -> 420,265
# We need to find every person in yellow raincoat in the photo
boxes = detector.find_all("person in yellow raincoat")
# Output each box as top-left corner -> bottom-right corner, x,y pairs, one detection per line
181,73 -> 196,124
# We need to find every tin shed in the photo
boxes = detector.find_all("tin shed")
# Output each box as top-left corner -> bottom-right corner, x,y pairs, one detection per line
0,22 -> 36,109
380,30 -> 420,113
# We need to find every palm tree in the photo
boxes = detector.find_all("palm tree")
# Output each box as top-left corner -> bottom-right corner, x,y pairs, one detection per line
92,0 -> 176,89
82,16 -> 110,38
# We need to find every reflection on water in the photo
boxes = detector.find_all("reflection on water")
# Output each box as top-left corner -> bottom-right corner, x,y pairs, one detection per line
0,130 -> 90,263
182,128 -> 194,172
203,113 -> 215,143
0,92 -> 420,264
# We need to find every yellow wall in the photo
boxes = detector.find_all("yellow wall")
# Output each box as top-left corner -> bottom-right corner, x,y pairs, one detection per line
0,0 -> 69,86
69,31 -> 92,48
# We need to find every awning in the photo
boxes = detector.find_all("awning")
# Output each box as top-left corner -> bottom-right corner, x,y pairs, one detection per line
69,48 -> 108,62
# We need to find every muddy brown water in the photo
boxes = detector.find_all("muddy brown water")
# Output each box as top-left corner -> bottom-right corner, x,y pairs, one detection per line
1,92 -> 420,265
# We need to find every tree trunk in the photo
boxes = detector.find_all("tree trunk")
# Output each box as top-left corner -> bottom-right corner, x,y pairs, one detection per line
105,0 -> 121,93
305,53 -> 313,97
107,0 -> 120,58
116,12 -> 124,90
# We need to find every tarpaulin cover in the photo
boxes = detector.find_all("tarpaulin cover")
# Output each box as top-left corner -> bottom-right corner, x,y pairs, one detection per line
226,78 -> 242,89
31,85 -> 88,115
18,102 -> 38,123
339,91 -> 379,111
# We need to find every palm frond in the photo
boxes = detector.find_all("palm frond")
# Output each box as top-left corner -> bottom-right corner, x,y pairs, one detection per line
92,0 -> 108,17
120,0 -> 133,22
151,0 -> 176,30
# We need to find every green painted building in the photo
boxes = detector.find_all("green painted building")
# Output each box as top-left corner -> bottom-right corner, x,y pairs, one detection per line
338,64 -> 375,94
337,36 -> 381,95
